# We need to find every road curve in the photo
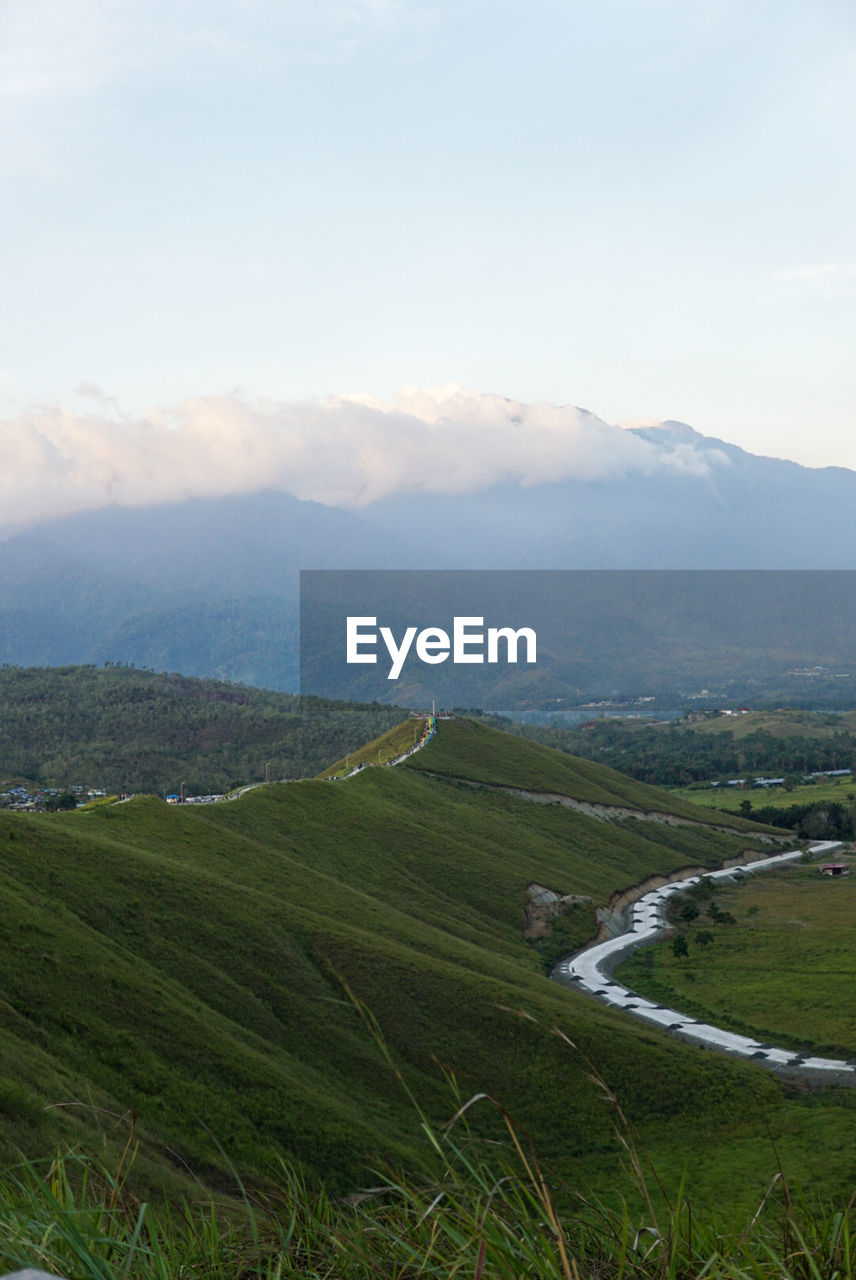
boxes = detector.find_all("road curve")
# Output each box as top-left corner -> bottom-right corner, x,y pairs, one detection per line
552,841 -> 856,1079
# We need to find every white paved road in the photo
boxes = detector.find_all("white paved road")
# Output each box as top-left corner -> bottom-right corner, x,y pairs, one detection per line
553,841 -> 856,1077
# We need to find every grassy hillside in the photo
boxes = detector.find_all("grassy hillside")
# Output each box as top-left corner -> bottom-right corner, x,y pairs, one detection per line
317,716 -> 424,777
4,717 -> 854,1213
0,664 -> 407,792
407,717 -> 781,831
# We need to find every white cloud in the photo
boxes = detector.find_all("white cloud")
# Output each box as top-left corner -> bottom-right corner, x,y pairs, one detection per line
0,385 -> 730,528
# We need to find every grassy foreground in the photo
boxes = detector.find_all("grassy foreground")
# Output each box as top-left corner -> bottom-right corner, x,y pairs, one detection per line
5,1062 -> 856,1280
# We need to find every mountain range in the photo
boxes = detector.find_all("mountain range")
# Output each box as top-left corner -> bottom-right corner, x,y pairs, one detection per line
2,418 -> 855,694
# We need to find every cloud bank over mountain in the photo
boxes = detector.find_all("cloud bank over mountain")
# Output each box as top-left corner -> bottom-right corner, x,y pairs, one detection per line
2,384 -> 734,525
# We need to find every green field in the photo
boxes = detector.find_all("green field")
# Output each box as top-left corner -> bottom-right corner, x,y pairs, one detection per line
686,709 -> 856,740
616,858 -> 856,1057
669,775 -> 856,812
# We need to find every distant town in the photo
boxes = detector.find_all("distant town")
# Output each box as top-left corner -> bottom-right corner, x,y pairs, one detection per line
0,784 -> 228,811
0,783 -> 111,811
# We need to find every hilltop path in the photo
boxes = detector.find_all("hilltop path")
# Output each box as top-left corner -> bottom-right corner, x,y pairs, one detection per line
335,714 -> 436,778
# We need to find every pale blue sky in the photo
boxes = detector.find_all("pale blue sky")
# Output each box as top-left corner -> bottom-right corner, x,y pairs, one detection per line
2,0 -> 855,479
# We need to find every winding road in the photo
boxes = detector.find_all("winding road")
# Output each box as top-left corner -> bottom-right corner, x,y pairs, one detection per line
552,840 -> 856,1080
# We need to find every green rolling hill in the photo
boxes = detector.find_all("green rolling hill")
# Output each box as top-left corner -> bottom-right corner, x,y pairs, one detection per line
1,716 -> 853,1210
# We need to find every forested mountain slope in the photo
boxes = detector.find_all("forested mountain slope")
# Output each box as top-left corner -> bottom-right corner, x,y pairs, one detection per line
0,664 -> 406,792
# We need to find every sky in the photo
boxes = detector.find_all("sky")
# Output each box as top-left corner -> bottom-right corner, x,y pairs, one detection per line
2,0 -> 855,522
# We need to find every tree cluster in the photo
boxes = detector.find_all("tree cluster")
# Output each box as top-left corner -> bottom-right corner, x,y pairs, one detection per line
508,718 -> 856,787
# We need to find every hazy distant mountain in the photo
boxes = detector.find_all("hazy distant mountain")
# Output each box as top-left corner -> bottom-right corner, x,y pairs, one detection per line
0,492 -> 411,686
1,420 -> 855,690
362,424 -> 856,569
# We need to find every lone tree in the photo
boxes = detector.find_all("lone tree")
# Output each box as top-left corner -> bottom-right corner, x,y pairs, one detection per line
672,934 -> 689,959
677,899 -> 700,924
44,791 -> 77,811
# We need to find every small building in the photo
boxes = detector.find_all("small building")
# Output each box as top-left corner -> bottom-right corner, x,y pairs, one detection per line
820,863 -> 850,877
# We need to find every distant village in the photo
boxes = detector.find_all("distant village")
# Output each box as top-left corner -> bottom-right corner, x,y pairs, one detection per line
0,783 -> 110,811
0,784 -> 227,810
711,768 -> 852,791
